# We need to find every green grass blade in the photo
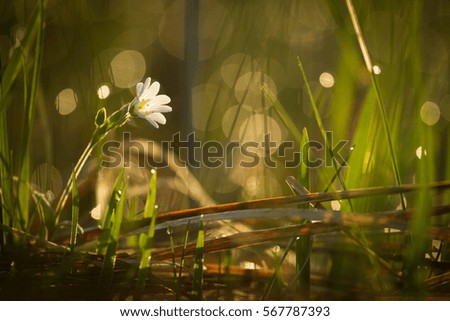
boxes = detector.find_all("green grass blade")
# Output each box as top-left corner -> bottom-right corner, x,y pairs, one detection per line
370,75 -> 405,209
19,0 -> 47,230
96,168 -> 125,255
0,1 -> 47,233
299,128 -> 310,187
126,196 -> 138,248
178,219 -> 191,280
345,0 -> 405,209
404,117 -> 436,292
31,191 -> 54,239
297,58 -> 351,204
167,224 -> 177,282
264,86 -> 302,144
295,128 -> 311,298
55,103 -> 130,218
262,238 -> 296,300
69,171 -> 79,254
191,216 -> 204,299
136,169 -> 158,291
0,148 -> 17,232
99,176 -> 128,289
0,2 -> 43,103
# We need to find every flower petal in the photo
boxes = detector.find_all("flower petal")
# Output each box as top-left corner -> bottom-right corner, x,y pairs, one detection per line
136,82 -> 144,97
141,81 -> 160,100
145,116 -> 159,128
147,94 -> 171,106
143,77 -> 151,91
140,104 -> 172,114
133,76 -> 172,128
147,112 -> 167,125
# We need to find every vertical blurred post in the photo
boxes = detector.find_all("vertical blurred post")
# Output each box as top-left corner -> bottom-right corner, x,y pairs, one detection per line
184,0 -> 199,172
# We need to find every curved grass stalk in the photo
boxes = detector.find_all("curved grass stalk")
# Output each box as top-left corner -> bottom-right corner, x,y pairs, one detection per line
17,0 -> 47,228
262,237 -> 297,300
54,103 -> 131,219
345,0 -> 406,210
98,176 -> 128,291
296,58 -> 353,212
191,216 -> 204,299
136,170 -> 158,294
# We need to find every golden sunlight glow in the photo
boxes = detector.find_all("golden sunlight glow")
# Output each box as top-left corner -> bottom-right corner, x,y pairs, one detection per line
221,105 -> 252,140
220,53 -> 253,88
192,83 -> 230,131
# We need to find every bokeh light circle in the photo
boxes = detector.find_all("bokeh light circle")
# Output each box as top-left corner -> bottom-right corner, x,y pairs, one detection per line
55,88 -> 77,115
97,84 -> 111,99
110,50 -> 146,88
420,101 -> 440,126
319,72 -> 335,88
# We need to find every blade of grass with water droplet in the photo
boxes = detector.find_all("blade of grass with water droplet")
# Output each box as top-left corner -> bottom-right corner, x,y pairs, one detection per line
295,127 -> 311,298
263,237 -> 296,300
345,0 -> 405,209
297,58 -> 351,201
404,112 -> 436,292
99,175 -> 128,289
166,224 -> 177,281
96,168 -> 125,255
136,170 -> 158,291
178,219 -> 191,280
191,216 -> 204,299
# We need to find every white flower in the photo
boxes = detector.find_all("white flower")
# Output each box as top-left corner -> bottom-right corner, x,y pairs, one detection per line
133,77 -> 172,128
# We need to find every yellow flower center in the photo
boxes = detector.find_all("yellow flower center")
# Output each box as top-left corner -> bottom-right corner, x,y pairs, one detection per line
136,98 -> 150,112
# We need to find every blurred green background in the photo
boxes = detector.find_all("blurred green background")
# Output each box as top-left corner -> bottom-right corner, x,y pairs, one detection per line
1,0 -> 450,300
1,0 -> 449,211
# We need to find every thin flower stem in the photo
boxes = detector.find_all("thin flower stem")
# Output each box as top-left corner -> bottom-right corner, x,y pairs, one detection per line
54,103 -> 131,220
55,139 -> 94,219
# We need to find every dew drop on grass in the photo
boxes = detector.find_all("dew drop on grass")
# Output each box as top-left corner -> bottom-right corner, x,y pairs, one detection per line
415,146 -> 427,159
331,200 -> 341,211
90,204 -> 102,220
